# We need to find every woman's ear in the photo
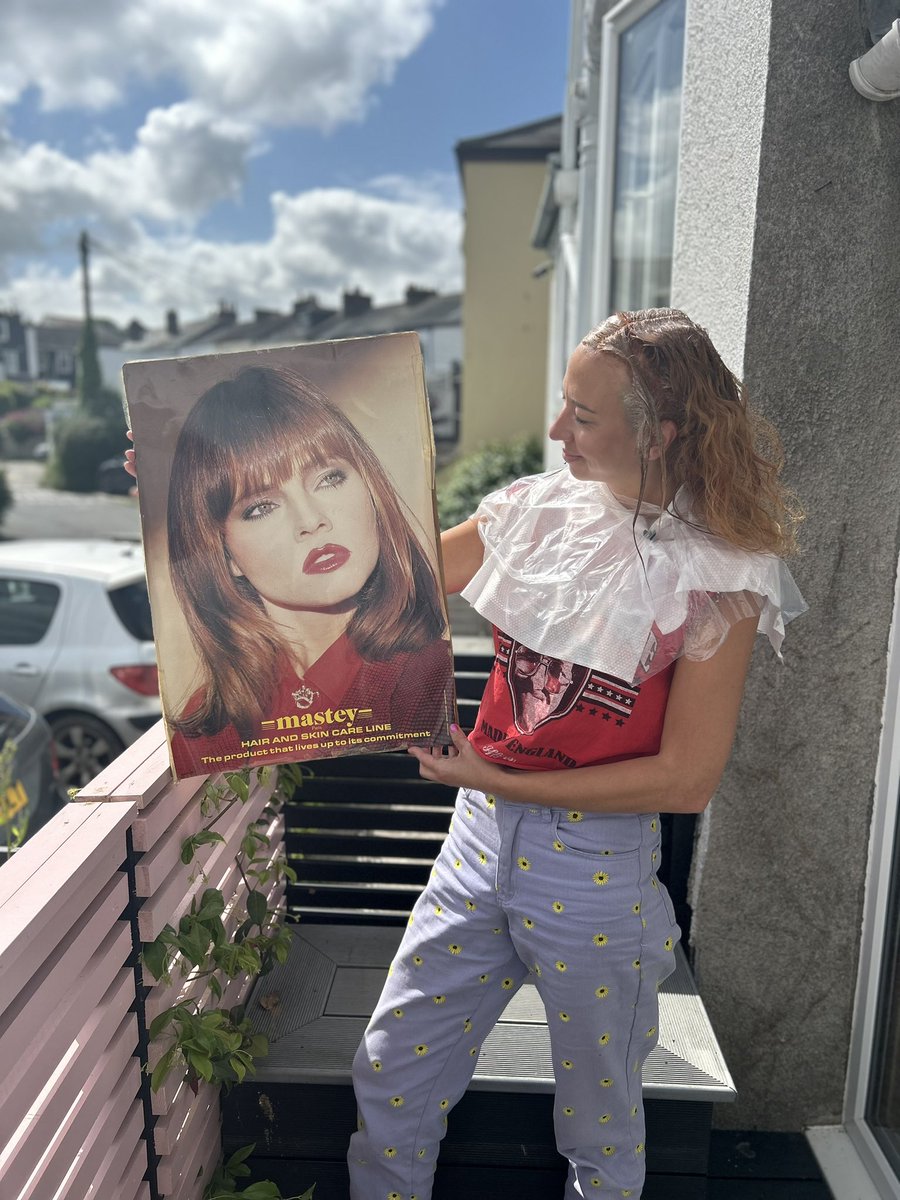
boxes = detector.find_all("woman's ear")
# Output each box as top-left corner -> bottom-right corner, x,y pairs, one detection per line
648,418 -> 678,461
223,542 -> 245,579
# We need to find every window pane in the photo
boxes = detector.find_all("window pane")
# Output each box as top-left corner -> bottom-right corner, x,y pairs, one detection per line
108,580 -> 154,642
0,579 -> 60,645
610,0 -> 686,312
866,781 -> 900,1172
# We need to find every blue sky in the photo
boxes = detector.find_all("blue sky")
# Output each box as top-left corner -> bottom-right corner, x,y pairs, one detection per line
0,0 -> 569,328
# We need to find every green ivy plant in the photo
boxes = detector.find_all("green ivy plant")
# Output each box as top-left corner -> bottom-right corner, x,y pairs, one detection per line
142,762 -> 313,1198
143,766 -> 301,1091
202,1143 -> 314,1199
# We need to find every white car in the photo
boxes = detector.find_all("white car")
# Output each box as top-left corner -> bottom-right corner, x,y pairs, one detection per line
0,540 -> 161,788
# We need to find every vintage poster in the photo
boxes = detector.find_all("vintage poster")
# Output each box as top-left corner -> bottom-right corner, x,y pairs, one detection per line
123,333 -> 457,780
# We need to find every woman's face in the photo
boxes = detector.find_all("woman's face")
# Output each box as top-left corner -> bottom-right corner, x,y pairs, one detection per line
550,345 -> 643,494
222,458 -> 379,611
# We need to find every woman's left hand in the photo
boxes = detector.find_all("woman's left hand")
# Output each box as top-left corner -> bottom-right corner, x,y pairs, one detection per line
409,724 -> 502,793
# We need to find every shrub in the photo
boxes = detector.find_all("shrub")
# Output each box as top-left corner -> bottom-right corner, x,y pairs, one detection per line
437,433 -> 544,529
0,468 -> 12,527
1,408 -> 46,448
49,413 -> 127,493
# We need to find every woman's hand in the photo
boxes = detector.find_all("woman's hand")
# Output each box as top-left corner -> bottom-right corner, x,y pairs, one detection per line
124,429 -> 137,481
409,724 -> 503,793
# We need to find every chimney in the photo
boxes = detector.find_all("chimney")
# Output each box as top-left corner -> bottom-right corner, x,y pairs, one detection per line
166,309 -> 179,336
126,319 -> 145,342
405,285 -> 437,306
342,288 -> 372,318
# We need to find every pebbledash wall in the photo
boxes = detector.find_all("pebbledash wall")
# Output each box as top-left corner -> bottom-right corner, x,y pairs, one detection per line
672,0 -> 900,1133
549,0 -> 900,1143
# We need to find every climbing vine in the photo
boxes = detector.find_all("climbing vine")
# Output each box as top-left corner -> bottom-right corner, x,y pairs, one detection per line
141,761 -> 313,1199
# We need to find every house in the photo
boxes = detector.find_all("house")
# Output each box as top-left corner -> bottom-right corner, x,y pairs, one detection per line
0,311 -> 35,381
111,288 -> 463,458
536,2 -> 900,1196
454,116 -> 561,457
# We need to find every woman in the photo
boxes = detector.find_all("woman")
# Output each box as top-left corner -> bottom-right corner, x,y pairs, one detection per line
155,363 -> 452,776
348,309 -> 806,1199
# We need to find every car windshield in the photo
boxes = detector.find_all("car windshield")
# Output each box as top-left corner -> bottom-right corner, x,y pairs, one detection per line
108,580 -> 153,642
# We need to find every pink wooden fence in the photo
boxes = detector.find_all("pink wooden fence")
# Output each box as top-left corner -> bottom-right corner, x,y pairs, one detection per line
0,719 -> 283,1200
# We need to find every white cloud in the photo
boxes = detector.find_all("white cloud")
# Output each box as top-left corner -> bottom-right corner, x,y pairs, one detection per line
0,0 -> 458,326
0,102 -> 254,257
0,182 -> 462,326
0,0 -> 441,128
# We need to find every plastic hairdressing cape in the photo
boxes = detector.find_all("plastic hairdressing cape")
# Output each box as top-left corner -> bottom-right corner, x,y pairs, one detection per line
461,470 -> 807,685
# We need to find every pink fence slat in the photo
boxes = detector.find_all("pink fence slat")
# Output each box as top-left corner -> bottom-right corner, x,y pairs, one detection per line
156,1084 -> 220,1195
131,775 -> 209,853
138,781 -> 275,943
74,718 -> 170,801
96,737 -> 173,812
107,1139 -> 148,1200
0,924 -> 131,1144
0,967 -> 134,1191
154,1080 -> 217,1156
68,1082 -> 144,1200
135,777 -> 234,896
0,801 -> 134,1014
16,1009 -> 137,1200
174,1110 -> 223,1200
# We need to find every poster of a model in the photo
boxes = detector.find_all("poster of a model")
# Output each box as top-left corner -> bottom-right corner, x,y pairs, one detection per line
123,333 -> 456,780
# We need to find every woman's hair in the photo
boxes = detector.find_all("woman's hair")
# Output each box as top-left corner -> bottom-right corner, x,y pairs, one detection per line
581,308 -> 803,555
167,363 -> 446,738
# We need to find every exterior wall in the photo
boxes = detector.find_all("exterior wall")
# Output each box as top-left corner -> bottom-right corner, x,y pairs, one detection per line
459,160 -> 552,456
673,0 -> 900,1130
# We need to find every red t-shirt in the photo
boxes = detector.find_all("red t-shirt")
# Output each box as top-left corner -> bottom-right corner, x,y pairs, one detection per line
468,627 -> 675,771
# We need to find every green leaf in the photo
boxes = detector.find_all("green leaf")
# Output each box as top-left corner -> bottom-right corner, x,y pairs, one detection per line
197,888 -> 226,921
150,1046 -> 177,1092
142,938 -> 169,983
226,1144 -> 256,1171
208,975 -> 223,1000
247,889 -> 268,927
241,1183 -> 281,1199
189,1052 -> 214,1082
229,1054 -> 247,1083
148,1008 -> 177,1040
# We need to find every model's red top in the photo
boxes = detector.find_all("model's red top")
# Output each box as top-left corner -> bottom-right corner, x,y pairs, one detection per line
170,632 -> 453,778
468,626 -> 677,772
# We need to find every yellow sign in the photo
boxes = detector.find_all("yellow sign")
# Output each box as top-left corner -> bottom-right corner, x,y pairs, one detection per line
1,779 -> 29,824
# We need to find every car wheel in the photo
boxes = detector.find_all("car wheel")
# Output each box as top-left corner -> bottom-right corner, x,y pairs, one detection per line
48,713 -> 125,790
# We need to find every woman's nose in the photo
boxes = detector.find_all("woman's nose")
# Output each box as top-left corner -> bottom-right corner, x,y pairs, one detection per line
548,406 -> 567,441
291,499 -> 331,539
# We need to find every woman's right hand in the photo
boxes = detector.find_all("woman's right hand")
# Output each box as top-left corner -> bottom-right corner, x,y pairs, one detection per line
124,429 -> 137,481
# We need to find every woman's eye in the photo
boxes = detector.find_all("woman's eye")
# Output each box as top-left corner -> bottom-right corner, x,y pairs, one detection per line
574,415 -> 590,426
242,499 -> 277,520
315,467 -> 347,491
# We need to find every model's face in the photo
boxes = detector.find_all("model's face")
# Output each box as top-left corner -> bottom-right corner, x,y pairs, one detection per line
223,458 -> 379,611
550,345 -> 643,494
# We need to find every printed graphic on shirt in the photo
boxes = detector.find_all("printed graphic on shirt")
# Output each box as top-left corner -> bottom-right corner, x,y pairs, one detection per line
503,639 -> 590,733
497,636 -> 639,734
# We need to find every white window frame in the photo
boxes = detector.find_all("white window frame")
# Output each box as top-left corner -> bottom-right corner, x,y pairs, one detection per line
808,550 -> 900,1199
591,0 -> 685,324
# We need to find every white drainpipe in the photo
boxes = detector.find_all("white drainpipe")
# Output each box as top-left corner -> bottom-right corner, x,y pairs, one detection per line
849,18 -> 900,100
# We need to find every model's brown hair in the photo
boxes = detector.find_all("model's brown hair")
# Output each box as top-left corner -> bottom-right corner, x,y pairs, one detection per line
167,364 -> 446,738
581,308 -> 802,555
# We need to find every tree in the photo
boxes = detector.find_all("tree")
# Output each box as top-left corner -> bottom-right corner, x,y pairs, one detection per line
76,317 -> 103,413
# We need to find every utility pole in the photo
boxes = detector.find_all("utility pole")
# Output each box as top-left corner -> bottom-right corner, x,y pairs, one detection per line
79,230 -> 92,323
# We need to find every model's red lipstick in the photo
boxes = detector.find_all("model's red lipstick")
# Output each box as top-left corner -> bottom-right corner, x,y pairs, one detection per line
303,544 -> 350,574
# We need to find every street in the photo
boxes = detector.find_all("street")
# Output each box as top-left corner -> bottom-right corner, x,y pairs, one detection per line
0,459 -> 141,541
